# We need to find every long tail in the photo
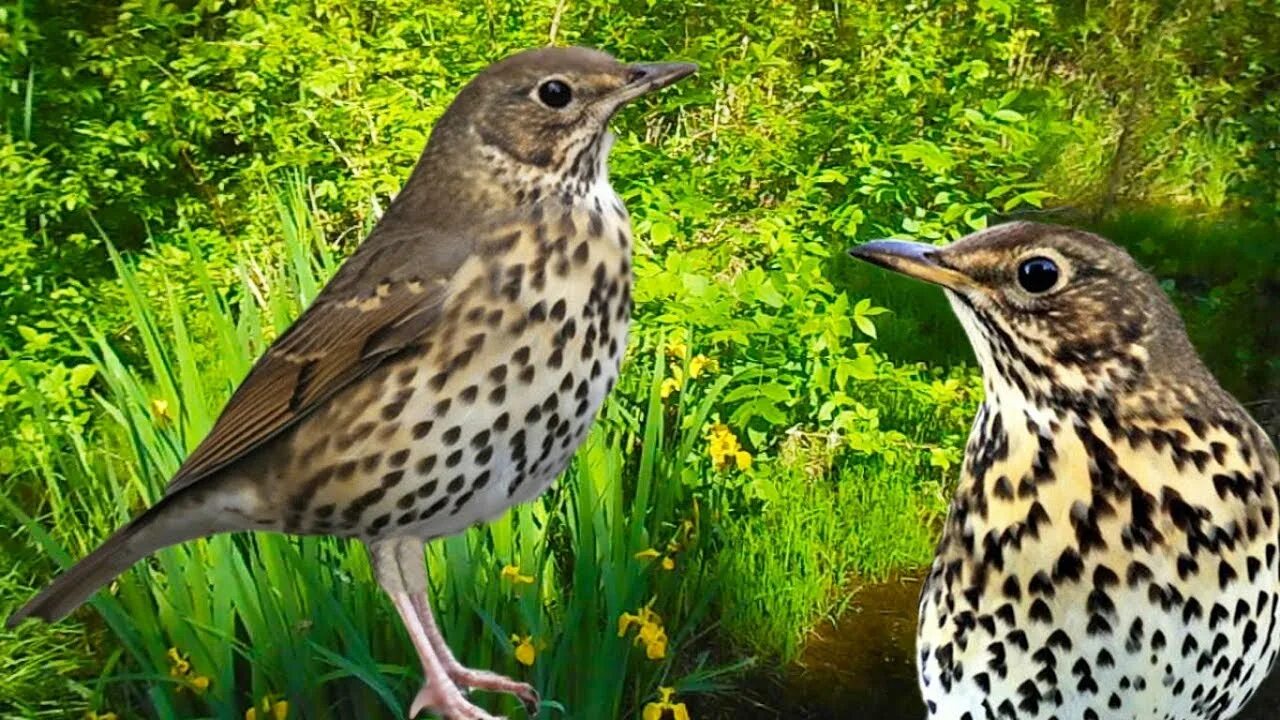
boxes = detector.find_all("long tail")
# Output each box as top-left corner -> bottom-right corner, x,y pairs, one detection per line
7,489 -> 236,627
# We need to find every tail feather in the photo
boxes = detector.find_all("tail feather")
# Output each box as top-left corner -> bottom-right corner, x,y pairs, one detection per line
7,491 -> 232,627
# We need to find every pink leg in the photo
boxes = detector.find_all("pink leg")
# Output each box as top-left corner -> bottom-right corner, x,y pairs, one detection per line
392,542 -> 540,716
408,590 -> 540,714
370,540 -> 503,720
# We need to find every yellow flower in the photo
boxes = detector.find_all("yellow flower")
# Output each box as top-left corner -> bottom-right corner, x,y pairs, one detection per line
500,564 -> 535,585
687,355 -> 716,379
665,340 -> 688,359
511,634 -> 536,666
644,687 -> 691,720
634,548 -> 661,560
639,623 -> 668,659
167,647 -> 191,677
150,398 -> 173,425
245,697 -> 289,720
661,363 -> 685,400
618,611 -> 644,637
618,605 -> 667,661
661,556 -> 676,571
167,646 -> 210,693
707,423 -> 751,471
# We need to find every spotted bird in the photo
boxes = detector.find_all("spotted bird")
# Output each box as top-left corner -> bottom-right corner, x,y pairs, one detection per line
850,221 -> 1279,720
8,47 -> 695,720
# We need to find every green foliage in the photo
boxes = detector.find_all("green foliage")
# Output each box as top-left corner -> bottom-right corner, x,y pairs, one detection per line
1,0 -> 1276,717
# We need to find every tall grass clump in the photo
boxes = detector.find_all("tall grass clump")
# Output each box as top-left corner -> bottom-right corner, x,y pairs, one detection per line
711,366 -> 972,661
2,179 -> 743,719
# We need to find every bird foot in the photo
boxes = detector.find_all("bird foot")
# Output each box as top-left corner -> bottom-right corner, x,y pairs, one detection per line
409,681 -> 505,720
446,665 -> 539,716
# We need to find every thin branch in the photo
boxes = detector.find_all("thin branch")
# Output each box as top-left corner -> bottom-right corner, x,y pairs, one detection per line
548,0 -> 570,45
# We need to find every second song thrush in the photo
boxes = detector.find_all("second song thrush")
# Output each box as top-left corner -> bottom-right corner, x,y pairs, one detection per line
850,222 -> 1279,720
9,47 -> 696,720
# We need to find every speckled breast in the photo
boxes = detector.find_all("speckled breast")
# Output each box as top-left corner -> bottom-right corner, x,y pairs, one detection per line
918,400 -> 1280,720
275,199 -> 633,542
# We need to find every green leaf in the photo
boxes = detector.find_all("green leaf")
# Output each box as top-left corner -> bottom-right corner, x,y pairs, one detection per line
929,447 -> 953,470
895,69 -> 912,95
854,314 -> 877,339
68,364 -> 97,387
849,354 -> 878,380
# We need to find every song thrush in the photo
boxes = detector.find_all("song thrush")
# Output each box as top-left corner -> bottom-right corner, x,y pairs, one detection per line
9,47 -> 696,720
850,222 -> 1279,720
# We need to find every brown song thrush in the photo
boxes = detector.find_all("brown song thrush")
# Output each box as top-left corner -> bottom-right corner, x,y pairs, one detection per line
8,46 -> 695,720
851,221 -> 1279,720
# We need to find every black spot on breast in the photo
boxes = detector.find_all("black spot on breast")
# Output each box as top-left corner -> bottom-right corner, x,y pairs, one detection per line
419,496 -> 448,520
415,455 -> 437,476
414,417 -> 435,440
1029,598 -> 1054,623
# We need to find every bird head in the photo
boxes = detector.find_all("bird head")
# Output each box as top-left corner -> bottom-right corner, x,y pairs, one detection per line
412,46 -> 695,212
849,221 -> 1208,410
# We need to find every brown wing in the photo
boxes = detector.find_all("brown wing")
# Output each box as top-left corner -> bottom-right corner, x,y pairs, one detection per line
166,223 -> 475,494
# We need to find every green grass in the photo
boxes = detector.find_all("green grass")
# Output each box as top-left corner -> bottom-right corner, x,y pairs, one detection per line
712,387 -> 959,662
0,566 -> 100,718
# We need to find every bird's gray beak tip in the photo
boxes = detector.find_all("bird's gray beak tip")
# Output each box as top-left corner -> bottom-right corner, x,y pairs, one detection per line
848,238 -> 931,263
623,61 -> 698,95
848,239 -> 970,288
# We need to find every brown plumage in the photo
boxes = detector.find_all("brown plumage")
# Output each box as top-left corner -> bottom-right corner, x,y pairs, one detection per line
9,46 -> 695,720
850,221 -> 1279,720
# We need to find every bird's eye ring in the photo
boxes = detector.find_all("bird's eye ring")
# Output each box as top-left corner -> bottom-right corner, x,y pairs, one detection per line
537,80 -> 573,109
1017,256 -> 1061,294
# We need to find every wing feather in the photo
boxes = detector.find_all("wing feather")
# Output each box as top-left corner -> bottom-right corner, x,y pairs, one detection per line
165,226 -> 468,494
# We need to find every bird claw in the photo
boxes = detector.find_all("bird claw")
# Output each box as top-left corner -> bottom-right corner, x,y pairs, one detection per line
446,666 -> 539,717
513,686 -> 540,717
520,689 -> 541,717
409,682 -> 505,720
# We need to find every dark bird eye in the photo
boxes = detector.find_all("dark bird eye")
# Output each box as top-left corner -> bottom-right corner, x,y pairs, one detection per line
1017,257 -> 1060,294
537,80 -> 573,108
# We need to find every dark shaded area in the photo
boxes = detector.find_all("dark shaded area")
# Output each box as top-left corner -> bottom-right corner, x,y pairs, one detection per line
700,577 -> 925,719
704,575 -> 1280,719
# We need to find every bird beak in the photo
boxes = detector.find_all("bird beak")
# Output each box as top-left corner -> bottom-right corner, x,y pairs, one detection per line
847,239 -> 974,290
606,61 -> 698,106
